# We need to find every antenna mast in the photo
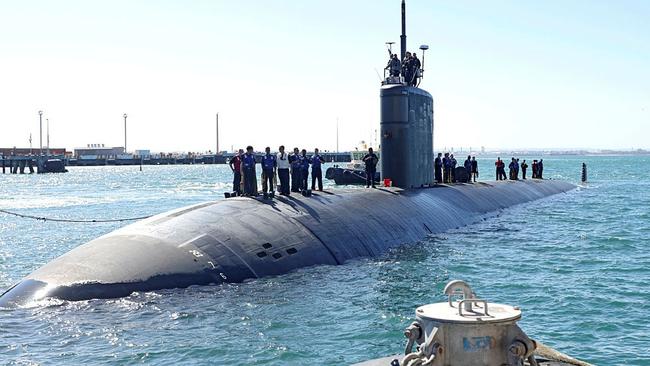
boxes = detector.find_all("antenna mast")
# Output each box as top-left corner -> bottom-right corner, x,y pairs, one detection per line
400,0 -> 407,63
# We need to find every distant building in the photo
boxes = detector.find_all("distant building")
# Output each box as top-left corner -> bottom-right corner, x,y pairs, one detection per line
134,150 -> 151,157
74,144 -> 124,158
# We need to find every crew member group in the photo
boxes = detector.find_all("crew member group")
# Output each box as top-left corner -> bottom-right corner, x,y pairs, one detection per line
229,146 -> 326,197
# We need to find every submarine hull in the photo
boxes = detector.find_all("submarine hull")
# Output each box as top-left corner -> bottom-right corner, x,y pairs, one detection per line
0,180 -> 574,307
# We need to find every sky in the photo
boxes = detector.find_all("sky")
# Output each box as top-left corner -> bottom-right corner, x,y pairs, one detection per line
0,0 -> 649,153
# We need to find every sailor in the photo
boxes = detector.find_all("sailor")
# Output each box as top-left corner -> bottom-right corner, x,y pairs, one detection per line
241,146 -> 257,196
402,52 -> 412,85
385,54 -> 401,78
289,147 -> 302,192
508,158 -> 516,180
261,147 -> 277,198
442,152 -> 450,183
228,148 -> 244,194
300,149 -> 310,191
464,155 -> 472,183
538,159 -> 544,179
532,160 -> 538,179
514,158 -> 520,180
362,147 -> 378,188
277,145 -> 291,196
410,52 -> 421,86
450,154 -> 457,182
471,156 -> 478,182
310,148 -> 325,191
495,157 -> 502,180
521,159 -> 528,180
434,153 -> 443,183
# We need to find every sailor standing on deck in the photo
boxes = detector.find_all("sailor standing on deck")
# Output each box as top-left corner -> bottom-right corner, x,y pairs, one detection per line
300,149 -> 310,192
442,153 -> 450,183
495,157 -> 503,180
289,147 -> 302,192
241,146 -> 257,196
261,147 -> 277,199
514,158 -> 520,180
410,52 -> 421,86
402,52 -> 413,85
434,153 -> 443,183
310,148 -> 325,191
538,159 -> 544,179
229,149 -> 244,194
471,156 -> 478,182
508,158 -> 516,180
386,54 -> 401,78
277,145 -> 290,196
521,160 -> 528,180
362,148 -> 379,188
450,154 -> 457,182
464,155 -> 472,183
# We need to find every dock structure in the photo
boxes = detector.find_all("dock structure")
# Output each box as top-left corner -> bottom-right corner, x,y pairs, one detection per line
0,155 -> 69,174
2,152 -> 352,172
1,155 -> 36,174
66,152 -> 352,167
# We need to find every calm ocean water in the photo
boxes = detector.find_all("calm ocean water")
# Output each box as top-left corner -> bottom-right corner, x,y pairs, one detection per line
0,156 -> 648,365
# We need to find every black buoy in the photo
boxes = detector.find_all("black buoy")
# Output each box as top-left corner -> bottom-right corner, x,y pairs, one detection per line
581,163 -> 587,183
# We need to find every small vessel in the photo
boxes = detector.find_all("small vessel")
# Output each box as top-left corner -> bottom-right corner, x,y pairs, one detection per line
355,280 -> 593,366
41,158 -> 67,173
325,161 -> 381,185
325,147 -> 381,185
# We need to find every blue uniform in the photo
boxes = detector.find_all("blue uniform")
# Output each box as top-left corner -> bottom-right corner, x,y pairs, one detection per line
241,153 -> 257,195
310,154 -> 324,191
289,153 -> 302,192
261,154 -> 276,194
300,155 -> 310,191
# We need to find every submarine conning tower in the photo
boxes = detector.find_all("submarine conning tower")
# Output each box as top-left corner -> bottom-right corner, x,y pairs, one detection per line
380,0 -> 434,189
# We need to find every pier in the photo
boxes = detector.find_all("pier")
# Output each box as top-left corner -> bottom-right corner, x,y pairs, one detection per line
1,155 -> 69,174
1,156 -> 36,174
66,152 -> 352,167
2,152 -> 352,173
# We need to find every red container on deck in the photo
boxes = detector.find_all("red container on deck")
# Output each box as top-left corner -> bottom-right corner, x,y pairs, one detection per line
384,178 -> 392,187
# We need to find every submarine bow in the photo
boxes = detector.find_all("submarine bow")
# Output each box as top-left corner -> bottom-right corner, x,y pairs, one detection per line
0,180 -> 574,307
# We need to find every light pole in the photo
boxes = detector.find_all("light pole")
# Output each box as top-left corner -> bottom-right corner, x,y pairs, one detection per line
46,118 -> 50,156
123,113 -> 128,153
336,117 -> 339,153
38,110 -> 43,156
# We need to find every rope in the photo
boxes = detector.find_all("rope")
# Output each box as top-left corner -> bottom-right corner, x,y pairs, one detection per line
0,209 -> 152,223
534,342 -> 594,366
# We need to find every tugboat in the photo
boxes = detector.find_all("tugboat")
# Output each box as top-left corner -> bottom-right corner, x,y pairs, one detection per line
355,280 -> 593,366
325,145 -> 381,185
325,161 -> 380,185
40,158 -> 67,173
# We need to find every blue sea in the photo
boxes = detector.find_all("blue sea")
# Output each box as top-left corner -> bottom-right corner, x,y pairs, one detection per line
0,156 -> 648,365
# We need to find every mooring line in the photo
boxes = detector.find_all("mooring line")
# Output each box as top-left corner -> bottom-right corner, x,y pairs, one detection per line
0,209 -> 152,223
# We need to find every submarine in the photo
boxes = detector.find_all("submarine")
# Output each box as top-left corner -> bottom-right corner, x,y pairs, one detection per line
0,1 -> 575,308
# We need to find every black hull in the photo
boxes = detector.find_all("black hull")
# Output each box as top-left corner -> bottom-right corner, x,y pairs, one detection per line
325,167 -> 381,185
0,180 -> 574,307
